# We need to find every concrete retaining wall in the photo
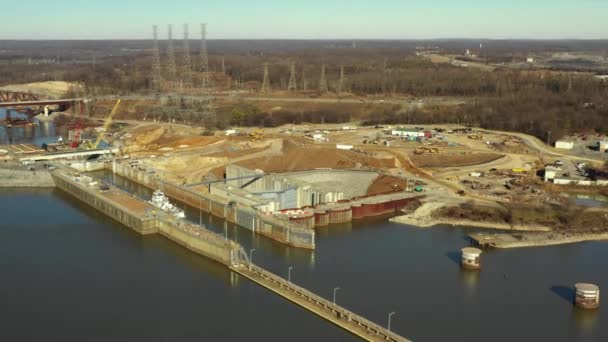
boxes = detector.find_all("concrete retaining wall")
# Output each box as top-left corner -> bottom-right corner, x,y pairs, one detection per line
53,168 -> 246,266
53,172 -> 157,235
112,162 -> 315,249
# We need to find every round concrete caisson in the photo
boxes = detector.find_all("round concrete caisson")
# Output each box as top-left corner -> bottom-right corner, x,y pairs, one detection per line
574,283 -> 600,309
461,247 -> 482,270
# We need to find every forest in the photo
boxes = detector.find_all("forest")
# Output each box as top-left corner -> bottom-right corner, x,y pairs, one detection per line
1,39 -> 607,141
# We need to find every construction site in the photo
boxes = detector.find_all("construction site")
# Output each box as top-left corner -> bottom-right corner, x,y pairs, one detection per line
2,15 -> 608,341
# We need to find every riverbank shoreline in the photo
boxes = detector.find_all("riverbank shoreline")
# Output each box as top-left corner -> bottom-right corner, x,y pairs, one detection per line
390,202 -> 551,232
0,168 -> 56,187
469,232 -> 608,249
390,215 -> 552,232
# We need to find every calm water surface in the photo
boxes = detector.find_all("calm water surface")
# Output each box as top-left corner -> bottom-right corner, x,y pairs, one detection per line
1,172 -> 607,342
0,107 -> 63,146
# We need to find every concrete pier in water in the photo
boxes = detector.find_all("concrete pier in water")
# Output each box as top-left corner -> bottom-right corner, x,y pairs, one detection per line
52,167 -> 411,342
574,283 -> 600,310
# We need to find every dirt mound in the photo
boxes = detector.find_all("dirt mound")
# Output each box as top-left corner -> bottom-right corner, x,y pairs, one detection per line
366,175 -> 408,196
410,153 -> 503,168
237,140 -> 395,172
131,125 -> 166,146
0,81 -> 80,99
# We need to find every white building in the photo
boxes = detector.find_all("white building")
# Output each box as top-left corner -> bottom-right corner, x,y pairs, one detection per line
544,166 -> 561,182
555,140 -> 574,150
336,144 -> 354,150
391,129 -> 424,138
598,140 -> 608,152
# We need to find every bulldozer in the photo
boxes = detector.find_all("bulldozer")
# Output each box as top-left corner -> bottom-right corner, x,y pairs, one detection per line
414,147 -> 439,155
467,133 -> 484,140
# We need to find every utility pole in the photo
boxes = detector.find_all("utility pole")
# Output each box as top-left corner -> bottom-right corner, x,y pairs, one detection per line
319,63 -> 328,93
151,25 -> 163,94
221,56 -> 226,74
288,62 -> 297,92
167,24 -> 177,95
261,63 -> 270,93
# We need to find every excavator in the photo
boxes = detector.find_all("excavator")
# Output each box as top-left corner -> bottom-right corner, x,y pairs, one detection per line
86,99 -> 121,149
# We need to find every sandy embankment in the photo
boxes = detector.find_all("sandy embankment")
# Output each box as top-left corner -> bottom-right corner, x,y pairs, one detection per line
390,202 -> 551,232
471,232 -> 608,249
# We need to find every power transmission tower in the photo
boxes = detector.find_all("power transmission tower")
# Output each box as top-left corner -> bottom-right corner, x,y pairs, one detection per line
182,23 -> 193,96
288,62 -> 297,92
151,25 -> 163,94
381,57 -> 387,94
167,24 -> 177,95
261,63 -> 270,93
319,63 -> 328,93
302,68 -> 308,92
200,23 -> 209,89
337,65 -> 345,95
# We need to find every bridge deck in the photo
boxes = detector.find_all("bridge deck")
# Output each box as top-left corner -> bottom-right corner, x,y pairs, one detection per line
232,264 -> 411,342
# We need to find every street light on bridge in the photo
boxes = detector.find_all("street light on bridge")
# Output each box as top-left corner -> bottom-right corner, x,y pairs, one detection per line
249,248 -> 255,271
388,311 -> 396,333
333,287 -> 340,305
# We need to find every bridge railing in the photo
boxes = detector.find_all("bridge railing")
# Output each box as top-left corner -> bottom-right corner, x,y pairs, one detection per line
241,263 -> 410,342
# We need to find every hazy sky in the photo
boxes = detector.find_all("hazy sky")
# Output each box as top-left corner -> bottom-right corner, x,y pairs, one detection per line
3,0 -> 607,39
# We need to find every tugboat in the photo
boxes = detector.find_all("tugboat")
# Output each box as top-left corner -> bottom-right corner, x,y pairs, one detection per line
149,190 -> 186,219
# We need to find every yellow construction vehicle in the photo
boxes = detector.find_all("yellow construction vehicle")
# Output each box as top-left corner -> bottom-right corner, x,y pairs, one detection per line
467,133 -> 484,140
249,129 -> 264,142
414,147 -> 439,155
88,100 -> 121,149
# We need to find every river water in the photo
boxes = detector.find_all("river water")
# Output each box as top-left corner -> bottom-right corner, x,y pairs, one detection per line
0,107 -> 63,146
1,170 -> 607,341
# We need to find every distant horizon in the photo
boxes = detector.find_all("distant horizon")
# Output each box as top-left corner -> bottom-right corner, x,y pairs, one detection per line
2,0 -> 607,40
1,38 -> 607,42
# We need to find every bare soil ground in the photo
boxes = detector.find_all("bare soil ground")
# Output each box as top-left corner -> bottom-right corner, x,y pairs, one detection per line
366,175 -> 408,196
0,81 -> 80,99
236,139 -> 396,172
410,152 -> 503,168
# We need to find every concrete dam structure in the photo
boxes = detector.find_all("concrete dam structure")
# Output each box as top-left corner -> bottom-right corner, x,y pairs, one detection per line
52,166 -> 411,342
112,161 -> 316,249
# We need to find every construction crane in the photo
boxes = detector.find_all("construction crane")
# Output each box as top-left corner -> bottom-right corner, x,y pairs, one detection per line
88,99 -> 121,149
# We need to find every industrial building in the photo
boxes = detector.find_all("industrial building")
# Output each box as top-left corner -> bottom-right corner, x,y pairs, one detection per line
554,140 -> 574,150
208,164 -> 422,227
